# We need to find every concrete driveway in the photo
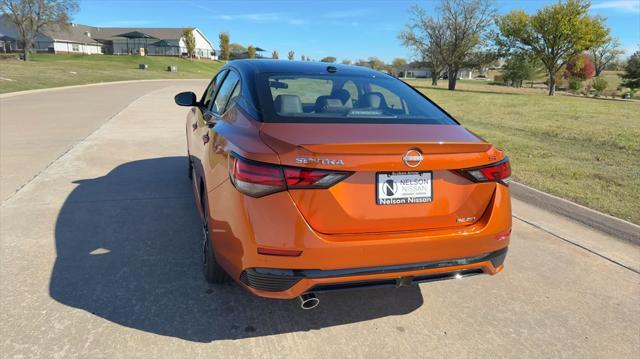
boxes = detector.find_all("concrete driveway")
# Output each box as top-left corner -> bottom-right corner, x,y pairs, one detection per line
0,82 -> 638,357
0,80 -> 207,201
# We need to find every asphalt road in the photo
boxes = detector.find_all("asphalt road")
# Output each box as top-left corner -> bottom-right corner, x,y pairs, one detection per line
0,82 -> 638,358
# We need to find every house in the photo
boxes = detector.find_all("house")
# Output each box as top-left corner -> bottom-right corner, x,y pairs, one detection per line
0,17 -> 102,54
392,61 -> 474,80
393,61 -> 433,79
89,27 -> 216,59
0,16 -> 217,59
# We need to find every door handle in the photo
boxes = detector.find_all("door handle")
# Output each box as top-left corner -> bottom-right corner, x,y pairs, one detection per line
202,134 -> 210,144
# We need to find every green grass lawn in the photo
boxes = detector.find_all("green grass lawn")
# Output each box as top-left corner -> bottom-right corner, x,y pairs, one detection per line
0,53 -> 223,93
407,79 -> 640,224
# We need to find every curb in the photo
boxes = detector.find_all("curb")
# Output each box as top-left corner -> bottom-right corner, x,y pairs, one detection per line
0,78 -> 209,99
510,181 -> 640,244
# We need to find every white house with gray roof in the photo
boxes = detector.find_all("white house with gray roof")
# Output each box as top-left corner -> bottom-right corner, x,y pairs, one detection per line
0,16 -> 216,59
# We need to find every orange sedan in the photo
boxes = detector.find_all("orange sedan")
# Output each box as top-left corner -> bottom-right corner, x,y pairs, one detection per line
175,60 -> 511,309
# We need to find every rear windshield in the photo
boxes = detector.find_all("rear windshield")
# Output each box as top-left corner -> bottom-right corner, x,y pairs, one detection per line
256,73 -> 457,124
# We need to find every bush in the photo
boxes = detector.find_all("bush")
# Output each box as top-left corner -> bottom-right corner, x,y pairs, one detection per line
569,78 -> 582,92
592,78 -> 608,94
494,74 -> 504,83
606,89 -> 619,99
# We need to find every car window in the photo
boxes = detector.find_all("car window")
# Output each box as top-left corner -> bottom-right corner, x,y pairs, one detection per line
342,80 -> 359,104
259,73 -> 456,124
211,71 -> 239,115
270,77 -> 333,104
225,82 -> 241,112
202,70 -> 228,109
369,84 -> 402,110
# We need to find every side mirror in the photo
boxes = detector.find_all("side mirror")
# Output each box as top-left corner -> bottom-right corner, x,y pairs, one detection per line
174,91 -> 197,106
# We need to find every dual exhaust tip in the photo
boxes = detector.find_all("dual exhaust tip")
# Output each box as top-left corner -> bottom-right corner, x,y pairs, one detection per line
298,293 -> 319,310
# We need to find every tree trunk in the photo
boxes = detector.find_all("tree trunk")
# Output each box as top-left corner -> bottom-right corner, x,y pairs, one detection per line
21,38 -> 32,61
447,69 -> 458,90
547,71 -> 556,96
431,71 -> 438,86
595,66 -> 602,77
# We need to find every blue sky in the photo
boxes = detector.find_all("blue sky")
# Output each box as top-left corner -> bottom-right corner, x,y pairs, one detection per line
76,0 -> 640,62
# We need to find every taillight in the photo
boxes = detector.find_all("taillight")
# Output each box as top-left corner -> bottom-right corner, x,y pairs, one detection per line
229,154 -> 352,197
229,155 -> 286,197
458,157 -> 511,185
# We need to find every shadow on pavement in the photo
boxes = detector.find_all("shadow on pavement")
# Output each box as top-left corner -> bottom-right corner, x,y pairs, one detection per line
49,156 -> 423,343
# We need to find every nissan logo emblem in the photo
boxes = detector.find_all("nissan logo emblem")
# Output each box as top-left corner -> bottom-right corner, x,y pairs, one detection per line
403,149 -> 423,168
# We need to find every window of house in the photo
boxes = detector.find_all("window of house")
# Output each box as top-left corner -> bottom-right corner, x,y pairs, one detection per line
72,44 -> 79,52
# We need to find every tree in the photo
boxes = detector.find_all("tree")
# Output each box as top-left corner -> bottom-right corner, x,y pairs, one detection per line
218,32 -> 230,61
592,77 -> 607,95
501,52 -> 543,87
229,43 -> 246,53
271,50 -> 279,59
496,0 -> 608,95
247,45 -> 256,59
590,37 -> 623,77
341,59 -> 352,65
0,0 -> 78,61
392,57 -> 408,68
320,56 -> 336,63
367,57 -> 385,70
564,52 -> 595,80
468,49 -> 498,76
183,28 -> 196,59
287,50 -> 294,60
620,50 -> 640,90
400,6 -> 447,86
300,54 -> 305,61
400,1 -> 495,91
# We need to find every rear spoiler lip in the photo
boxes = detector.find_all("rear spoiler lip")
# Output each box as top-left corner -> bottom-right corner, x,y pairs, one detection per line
300,142 -> 493,155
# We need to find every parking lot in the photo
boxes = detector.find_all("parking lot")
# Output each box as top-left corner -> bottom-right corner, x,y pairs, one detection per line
1,81 -> 638,357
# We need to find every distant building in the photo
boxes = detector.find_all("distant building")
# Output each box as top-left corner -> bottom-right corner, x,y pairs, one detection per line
0,16 -> 217,59
392,61 -> 474,80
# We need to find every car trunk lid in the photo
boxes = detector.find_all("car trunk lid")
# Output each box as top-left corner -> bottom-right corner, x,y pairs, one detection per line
259,123 -> 501,234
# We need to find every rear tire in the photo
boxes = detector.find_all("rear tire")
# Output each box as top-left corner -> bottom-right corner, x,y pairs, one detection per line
201,197 -> 230,284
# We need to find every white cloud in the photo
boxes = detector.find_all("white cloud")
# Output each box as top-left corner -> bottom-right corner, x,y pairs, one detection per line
591,0 -> 640,13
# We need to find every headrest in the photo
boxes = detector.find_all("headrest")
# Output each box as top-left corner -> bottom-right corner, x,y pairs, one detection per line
274,94 -> 303,114
314,96 -> 347,113
361,92 -> 387,109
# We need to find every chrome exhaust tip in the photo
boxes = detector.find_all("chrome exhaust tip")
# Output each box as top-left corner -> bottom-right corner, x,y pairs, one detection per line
298,293 -> 319,310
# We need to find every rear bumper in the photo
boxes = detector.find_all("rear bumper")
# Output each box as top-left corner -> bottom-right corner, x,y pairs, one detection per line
239,247 -> 508,298
208,178 -> 512,300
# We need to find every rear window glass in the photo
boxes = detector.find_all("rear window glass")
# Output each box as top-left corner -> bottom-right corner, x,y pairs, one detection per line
257,73 -> 456,124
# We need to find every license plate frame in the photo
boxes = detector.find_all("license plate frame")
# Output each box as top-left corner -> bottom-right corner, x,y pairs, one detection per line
375,171 -> 433,205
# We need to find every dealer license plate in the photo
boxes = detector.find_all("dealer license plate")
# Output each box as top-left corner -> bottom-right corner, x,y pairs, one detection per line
376,172 -> 433,205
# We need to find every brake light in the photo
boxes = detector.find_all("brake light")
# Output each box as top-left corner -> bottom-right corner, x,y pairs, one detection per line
459,158 -> 511,185
229,154 -> 352,197
229,155 -> 286,197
